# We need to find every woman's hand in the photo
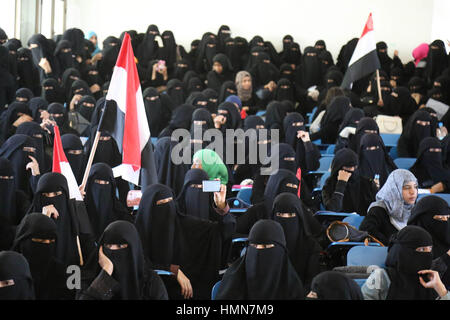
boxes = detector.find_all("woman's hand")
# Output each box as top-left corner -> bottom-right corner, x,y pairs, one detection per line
26,155 -> 40,176
98,246 -> 114,276
418,270 -> 448,298
338,170 -> 352,182
176,269 -> 193,299
214,180 -> 227,210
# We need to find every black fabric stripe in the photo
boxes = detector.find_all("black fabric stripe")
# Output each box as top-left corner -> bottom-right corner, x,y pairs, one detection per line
341,50 -> 381,89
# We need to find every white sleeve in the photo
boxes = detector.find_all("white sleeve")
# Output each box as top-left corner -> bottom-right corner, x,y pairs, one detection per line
361,268 -> 391,300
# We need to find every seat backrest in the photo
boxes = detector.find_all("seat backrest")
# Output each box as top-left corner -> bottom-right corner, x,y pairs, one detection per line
417,193 -> 450,206
380,133 -> 400,147
347,246 -> 388,268
342,214 -> 365,230
318,157 -> 333,172
211,280 -> 222,300
393,157 -> 416,170
237,188 -> 252,205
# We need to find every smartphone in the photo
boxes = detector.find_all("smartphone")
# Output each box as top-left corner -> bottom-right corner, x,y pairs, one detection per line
202,180 -> 221,192
157,60 -> 166,71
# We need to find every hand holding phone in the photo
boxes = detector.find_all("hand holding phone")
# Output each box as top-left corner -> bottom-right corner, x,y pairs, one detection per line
202,180 -> 221,192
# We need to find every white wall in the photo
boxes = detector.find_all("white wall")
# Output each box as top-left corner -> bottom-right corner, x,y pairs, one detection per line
0,0 -> 16,39
431,0 -> 450,53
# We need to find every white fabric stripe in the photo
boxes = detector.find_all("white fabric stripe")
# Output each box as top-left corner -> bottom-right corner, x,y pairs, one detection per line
135,87 -> 150,152
113,163 -> 140,186
106,66 -> 127,114
348,30 -> 377,67
60,161 -> 83,201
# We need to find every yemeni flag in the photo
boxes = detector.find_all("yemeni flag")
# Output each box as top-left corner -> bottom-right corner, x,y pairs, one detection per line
52,125 -> 83,201
104,33 -> 157,187
341,13 -> 381,89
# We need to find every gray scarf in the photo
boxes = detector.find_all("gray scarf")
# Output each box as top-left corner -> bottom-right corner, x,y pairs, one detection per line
367,169 -> 417,230
235,71 -> 253,101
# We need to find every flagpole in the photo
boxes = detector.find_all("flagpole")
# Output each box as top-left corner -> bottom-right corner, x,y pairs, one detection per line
376,69 -> 383,106
79,101 -> 108,194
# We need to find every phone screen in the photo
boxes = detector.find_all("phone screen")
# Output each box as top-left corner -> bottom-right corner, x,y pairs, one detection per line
202,180 -> 221,192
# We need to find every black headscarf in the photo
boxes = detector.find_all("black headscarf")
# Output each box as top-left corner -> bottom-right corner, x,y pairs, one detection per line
264,101 -> 285,131
271,193 -> 320,284
309,271 -> 363,300
283,112 -> 305,149
173,58 -> 191,81
398,109 -> 434,157
275,78 -> 295,102
216,219 -> 304,300
85,163 -> 130,241
143,87 -> 166,138
176,168 -> 213,220
61,68 -> 81,102
98,221 -> 146,299
249,52 -> 279,88
263,169 -> 300,217
160,30 -> 177,73
0,251 -> 35,300
11,213 -> 61,299
84,125 -> 122,168
47,102 -> 78,136
0,157 -> 18,225
27,172 -> 80,266
137,24 -> 160,68
0,134 -> 37,196
166,79 -> 185,109
62,28 -> 85,59
410,137 -> 450,188
153,136 -> 187,197
61,133 -> 85,185
338,108 -> 364,134
76,95 -> 96,122
425,40 -> 448,84
348,117 -> 380,153
99,36 -> 121,82
27,33 -> 59,82
54,40 -> 75,76
218,101 -> 241,130
15,121 -> 48,174
1,102 -> 32,143
376,41 -> 393,76
158,104 -> 195,138
202,88 -> 219,114
218,80 -> 237,103
17,48 -> 41,96
42,78 -> 64,104
186,76 -> 204,95
244,115 -> 265,131
385,225 -> 436,300
408,195 -> 450,258
15,88 -> 34,104
298,46 -> 322,88
28,97 -> 48,123
358,133 -> 397,188
326,148 -> 361,212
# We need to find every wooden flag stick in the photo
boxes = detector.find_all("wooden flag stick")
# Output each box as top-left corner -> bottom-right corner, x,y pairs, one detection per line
376,69 -> 383,106
76,235 -> 84,266
79,130 -> 101,194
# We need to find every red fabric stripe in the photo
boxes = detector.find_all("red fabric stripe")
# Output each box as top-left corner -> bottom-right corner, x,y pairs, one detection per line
296,167 -> 302,198
52,125 -> 67,173
116,33 -> 141,172
360,13 -> 374,39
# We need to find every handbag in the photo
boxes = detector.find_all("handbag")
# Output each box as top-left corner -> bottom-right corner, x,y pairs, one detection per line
326,220 -> 384,246
375,115 -> 402,134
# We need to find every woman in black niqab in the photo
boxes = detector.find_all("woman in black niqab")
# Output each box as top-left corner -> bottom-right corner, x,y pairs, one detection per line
0,251 -> 35,300
408,195 -> 450,258
26,172 -> 81,267
54,40 -> 75,78
397,109 -> 434,158
216,219 -> 304,300
42,78 -> 64,104
12,213 -> 73,300
47,102 -> 80,136
85,163 -> 132,241
166,79 -> 186,109
27,33 -> 59,82
28,97 -> 48,123
17,48 -> 41,96
409,137 -> 450,191
15,121 -> 50,174
61,133 -> 85,185
357,133 -> 397,188
425,40 -> 448,85
308,271 -> 363,300
384,225 -> 437,300
80,220 -> 168,300
272,193 -> 322,293
143,87 -> 170,138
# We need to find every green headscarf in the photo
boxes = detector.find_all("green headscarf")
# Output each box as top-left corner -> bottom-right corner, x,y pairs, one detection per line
192,149 -> 228,184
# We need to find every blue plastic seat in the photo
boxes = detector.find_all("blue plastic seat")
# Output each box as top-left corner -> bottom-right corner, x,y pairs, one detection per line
307,106 -> 318,124
380,133 -> 400,148
393,158 -> 416,170
154,270 -> 174,276
347,246 -> 388,268
342,214 -> 365,230
389,146 -> 398,159
417,193 -> 450,206
227,197 -> 251,214
211,280 -> 222,300
236,188 -> 252,205
151,137 -> 158,145
309,157 -> 333,174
